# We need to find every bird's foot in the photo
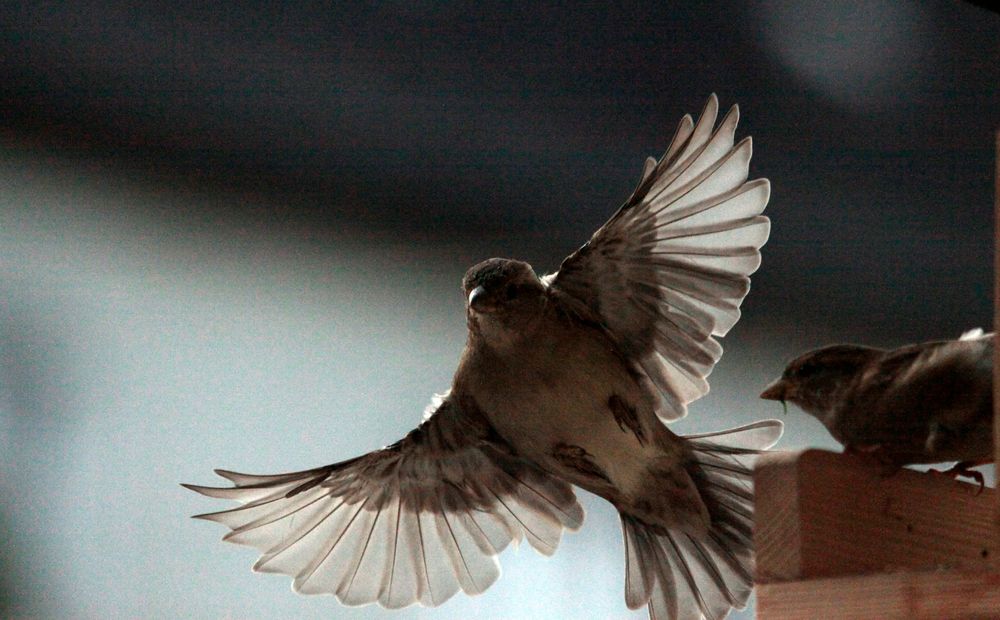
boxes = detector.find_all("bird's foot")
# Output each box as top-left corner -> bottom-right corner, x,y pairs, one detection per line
928,460 -> 992,495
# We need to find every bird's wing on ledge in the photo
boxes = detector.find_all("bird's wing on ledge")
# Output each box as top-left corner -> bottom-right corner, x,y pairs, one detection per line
184,395 -> 583,609
546,94 -> 770,422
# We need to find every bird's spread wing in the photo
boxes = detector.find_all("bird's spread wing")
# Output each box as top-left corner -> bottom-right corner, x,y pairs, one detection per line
184,394 -> 583,609
546,95 -> 770,421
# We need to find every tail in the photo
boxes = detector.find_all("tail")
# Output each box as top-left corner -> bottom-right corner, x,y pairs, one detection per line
621,419 -> 782,620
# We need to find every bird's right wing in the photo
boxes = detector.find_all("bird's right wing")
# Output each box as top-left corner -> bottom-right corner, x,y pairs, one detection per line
546,95 -> 770,422
184,394 -> 583,609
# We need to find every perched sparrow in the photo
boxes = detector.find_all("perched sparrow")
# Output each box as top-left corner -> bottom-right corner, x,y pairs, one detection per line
185,95 -> 782,620
761,329 -> 993,482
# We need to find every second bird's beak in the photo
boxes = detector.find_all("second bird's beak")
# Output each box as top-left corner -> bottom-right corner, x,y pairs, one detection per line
760,379 -> 790,415
759,379 -> 788,402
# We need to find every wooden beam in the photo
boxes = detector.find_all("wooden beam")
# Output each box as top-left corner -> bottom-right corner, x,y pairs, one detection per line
994,127 -> 1000,551
756,569 -> 1000,620
754,450 -> 995,583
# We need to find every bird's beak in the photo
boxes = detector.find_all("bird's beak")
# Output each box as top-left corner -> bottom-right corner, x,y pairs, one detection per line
468,286 -> 493,313
760,379 -> 790,415
760,379 -> 788,402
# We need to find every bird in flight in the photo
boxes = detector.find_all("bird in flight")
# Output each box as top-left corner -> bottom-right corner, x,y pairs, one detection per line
761,329 -> 993,487
185,94 -> 781,620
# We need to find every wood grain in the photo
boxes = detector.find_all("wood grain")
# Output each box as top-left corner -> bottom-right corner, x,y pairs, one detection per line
754,449 -> 995,583
994,127 -> 1000,553
757,569 -> 1000,619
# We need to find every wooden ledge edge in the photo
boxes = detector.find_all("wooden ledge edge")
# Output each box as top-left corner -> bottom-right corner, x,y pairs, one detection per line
754,449 -> 996,583
757,568 -> 1000,619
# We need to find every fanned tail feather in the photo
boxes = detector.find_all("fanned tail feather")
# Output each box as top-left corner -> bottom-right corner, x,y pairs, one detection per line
621,420 -> 781,620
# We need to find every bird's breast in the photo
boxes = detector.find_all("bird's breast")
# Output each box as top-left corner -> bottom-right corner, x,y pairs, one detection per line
463,314 -> 678,500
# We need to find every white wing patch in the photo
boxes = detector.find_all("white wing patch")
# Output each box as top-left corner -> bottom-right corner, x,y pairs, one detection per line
959,328 -> 985,341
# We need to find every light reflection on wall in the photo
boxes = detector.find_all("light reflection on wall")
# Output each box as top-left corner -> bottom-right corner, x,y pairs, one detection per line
752,0 -> 932,111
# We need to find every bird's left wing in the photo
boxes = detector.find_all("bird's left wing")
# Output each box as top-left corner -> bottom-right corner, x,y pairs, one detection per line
184,394 -> 583,608
546,95 -> 770,421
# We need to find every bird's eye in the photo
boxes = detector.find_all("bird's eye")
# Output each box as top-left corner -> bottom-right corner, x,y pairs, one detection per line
790,362 -> 816,379
504,284 -> 518,300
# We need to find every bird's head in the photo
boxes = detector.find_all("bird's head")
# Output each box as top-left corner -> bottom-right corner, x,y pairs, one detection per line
462,258 -> 547,345
761,344 -> 881,422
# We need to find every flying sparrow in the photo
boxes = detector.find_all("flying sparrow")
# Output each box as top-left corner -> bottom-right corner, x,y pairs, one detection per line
761,329 -> 993,484
185,95 -> 781,620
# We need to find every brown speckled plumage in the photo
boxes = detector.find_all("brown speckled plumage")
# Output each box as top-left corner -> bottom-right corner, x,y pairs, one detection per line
610,393 -> 647,444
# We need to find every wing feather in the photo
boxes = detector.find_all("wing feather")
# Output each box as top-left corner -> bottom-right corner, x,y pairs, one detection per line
548,95 -> 770,421
185,395 -> 582,608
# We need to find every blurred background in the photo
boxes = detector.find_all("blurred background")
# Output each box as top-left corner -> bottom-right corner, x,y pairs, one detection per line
2,1 -> 998,618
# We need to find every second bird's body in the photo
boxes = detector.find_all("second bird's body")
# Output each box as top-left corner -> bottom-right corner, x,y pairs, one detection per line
763,330 -> 993,468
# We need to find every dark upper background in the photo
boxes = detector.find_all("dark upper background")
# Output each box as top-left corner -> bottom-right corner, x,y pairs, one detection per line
2,2 -> 998,618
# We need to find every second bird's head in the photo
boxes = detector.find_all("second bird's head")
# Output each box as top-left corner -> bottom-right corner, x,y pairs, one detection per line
462,258 -> 547,345
760,344 -> 881,423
